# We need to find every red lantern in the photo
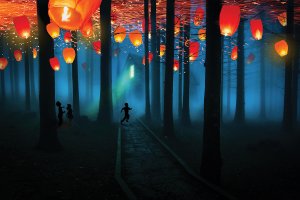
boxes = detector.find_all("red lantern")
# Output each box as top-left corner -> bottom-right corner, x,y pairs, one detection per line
114,26 -> 126,43
129,30 -> 143,47
250,19 -> 263,40
0,58 -> 8,70
219,5 -> 240,36
278,12 -> 287,27
33,48 -> 37,59
46,22 -> 60,39
198,29 -> 206,41
80,19 -> 93,38
247,53 -> 255,64
64,31 -> 72,43
93,41 -> 101,54
194,8 -> 205,26
48,0 -> 102,30
189,41 -> 200,62
14,50 -> 22,62
274,40 -> 288,57
231,46 -> 238,60
160,45 -> 166,57
174,59 -> 179,71
13,15 -> 31,39
49,57 -> 60,71
142,52 -> 153,65
63,48 -> 76,64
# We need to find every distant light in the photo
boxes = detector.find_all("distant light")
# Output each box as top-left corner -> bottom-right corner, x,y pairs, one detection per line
130,65 -> 134,79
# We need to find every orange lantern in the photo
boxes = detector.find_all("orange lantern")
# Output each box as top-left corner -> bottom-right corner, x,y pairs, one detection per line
46,22 -> 60,39
93,41 -> 101,54
63,48 -> 76,63
198,29 -> 206,41
49,57 -> 60,71
174,59 -> 179,71
247,53 -> 255,64
114,26 -> 126,43
80,19 -> 93,38
14,50 -> 22,62
274,40 -> 288,57
174,16 -> 180,36
129,30 -> 143,47
13,15 -> 31,39
0,58 -> 8,70
33,48 -> 37,59
64,31 -> 72,43
277,12 -> 287,27
189,41 -> 200,62
219,5 -> 240,36
194,8 -> 205,26
48,0 -> 102,30
142,52 -> 153,65
231,46 -> 238,60
142,18 -> 151,33
250,19 -> 263,40
160,45 -> 166,57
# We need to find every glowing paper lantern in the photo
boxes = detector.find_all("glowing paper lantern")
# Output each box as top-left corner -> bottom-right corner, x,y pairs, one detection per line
198,29 -> 206,41
13,16 -> 31,39
142,52 -> 153,65
160,45 -> 166,57
114,26 -> 126,43
250,19 -> 263,40
274,40 -> 288,57
189,41 -> 200,62
64,31 -> 72,43
33,48 -> 37,59
93,41 -> 101,54
0,58 -> 8,70
46,22 -> 60,39
129,30 -> 143,47
49,57 -> 60,71
247,53 -> 255,64
80,19 -> 93,38
277,12 -> 287,27
174,59 -> 179,71
174,16 -> 180,36
194,8 -> 205,26
219,5 -> 240,36
63,48 -> 76,63
231,46 -> 238,60
14,50 -> 22,62
48,0 -> 102,30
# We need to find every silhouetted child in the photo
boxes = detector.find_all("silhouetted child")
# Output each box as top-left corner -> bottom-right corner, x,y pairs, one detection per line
56,101 -> 65,126
121,103 -> 132,124
66,104 -> 73,124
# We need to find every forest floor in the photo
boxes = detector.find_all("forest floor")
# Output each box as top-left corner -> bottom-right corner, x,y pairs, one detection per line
142,118 -> 300,200
0,111 -> 126,200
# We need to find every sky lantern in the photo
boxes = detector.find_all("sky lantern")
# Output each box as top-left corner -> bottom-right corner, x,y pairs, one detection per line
114,26 -> 126,43
93,41 -> 101,54
274,40 -> 288,57
231,46 -> 238,60
219,5 -> 240,36
13,16 -> 31,39
14,50 -> 22,62
194,8 -> 205,26
33,48 -> 37,59
247,53 -> 255,64
250,19 -> 263,40
277,12 -> 287,26
64,31 -> 72,43
48,0 -> 102,30
174,59 -> 179,71
129,30 -> 143,47
63,48 -> 76,63
0,58 -> 8,70
189,41 -> 200,62
80,19 -> 93,38
46,22 -> 60,39
49,57 -> 60,71
198,29 -> 206,41
142,52 -> 153,65
174,16 -> 180,36
160,45 -> 166,57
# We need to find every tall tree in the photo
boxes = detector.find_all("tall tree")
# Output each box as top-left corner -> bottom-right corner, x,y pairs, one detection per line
178,26 -> 183,120
260,14 -> 266,119
200,0 -> 222,184
0,34 -> 6,106
36,0 -> 61,151
227,38 -> 232,116
293,25 -> 299,123
71,33 -> 80,118
98,0 -> 113,125
163,0 -> 175,136
24,43 -> 31,111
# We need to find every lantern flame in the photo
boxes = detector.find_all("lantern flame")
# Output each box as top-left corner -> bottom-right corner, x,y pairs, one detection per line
62,6 -> 71,22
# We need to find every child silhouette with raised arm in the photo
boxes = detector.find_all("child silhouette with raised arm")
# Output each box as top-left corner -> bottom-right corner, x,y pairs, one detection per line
56,101 -> 65,126
121,103 -> 132,125
66,104 -> 74,125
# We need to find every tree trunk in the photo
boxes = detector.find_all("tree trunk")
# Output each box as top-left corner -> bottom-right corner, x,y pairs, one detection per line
200,0 -> 222,184
71,32 -> 80,118
260,37 -> 266,119
292,24 -> 299,123
227,39 -> 231,116
14,60 -> 20,100
178,26 -> 183,120
36,0 -> 61,151
98,0 -> 113,125
0,35 -> 6,106
163,0 -> 175,136
10,54 -> 15,101
234,20 -> 245,123
24,43 -> 31,111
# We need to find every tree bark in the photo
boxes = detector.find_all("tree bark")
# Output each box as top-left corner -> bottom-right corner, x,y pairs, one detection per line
178,26 -> 183,120
227,39 -> 231,116
200,0 -> 222,184
0,35 -> 6,106
71,32 -> 80,118
292,25 -> 299,123
24,43 -> 31,111
260,36 -> 266,119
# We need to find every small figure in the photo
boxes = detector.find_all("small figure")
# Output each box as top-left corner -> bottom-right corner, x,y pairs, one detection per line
66,104 -> 74,124
56,101 -> 65,126
121,103 -> 132,124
